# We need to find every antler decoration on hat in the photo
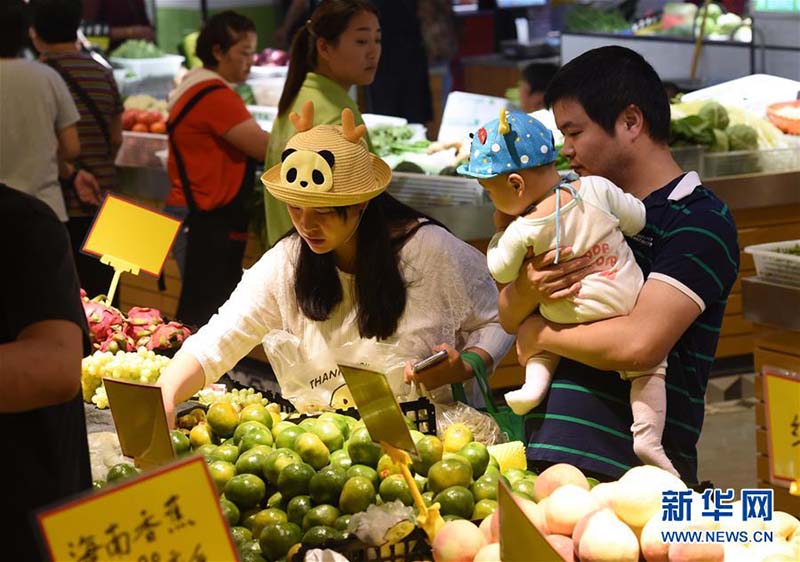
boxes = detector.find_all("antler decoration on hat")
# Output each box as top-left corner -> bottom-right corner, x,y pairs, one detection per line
289,100 -> 315,133
341,108 -> 367,144
498,108 -> 511,135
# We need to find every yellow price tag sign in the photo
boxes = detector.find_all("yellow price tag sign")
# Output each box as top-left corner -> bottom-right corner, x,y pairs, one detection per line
37,456 -> 239,562
762,367 -> 800,491
82,194 -> 180,303
498,480 -> 563,562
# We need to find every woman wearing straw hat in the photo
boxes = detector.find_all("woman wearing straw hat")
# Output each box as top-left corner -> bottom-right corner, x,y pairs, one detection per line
158,103 -> 514,421
263,0 -> 381,248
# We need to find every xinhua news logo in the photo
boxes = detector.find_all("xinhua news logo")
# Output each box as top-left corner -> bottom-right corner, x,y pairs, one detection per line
660,488 -> 775,544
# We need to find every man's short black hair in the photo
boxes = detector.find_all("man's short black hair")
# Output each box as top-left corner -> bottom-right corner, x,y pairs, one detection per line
196,10 -> 257,68
544,46 -> 671,144
0,1 -> 29,58
521,62 -> 559,93
31,0 -> 83,44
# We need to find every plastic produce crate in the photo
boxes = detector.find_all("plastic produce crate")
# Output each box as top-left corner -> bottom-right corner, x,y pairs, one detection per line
115,131 -> 168,168
745,240 -> 800,287
388,172 -> 485,208
290,527 -> 432,562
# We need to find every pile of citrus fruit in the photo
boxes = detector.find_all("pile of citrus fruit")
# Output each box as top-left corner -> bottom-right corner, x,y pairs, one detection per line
165,394 -> 534,562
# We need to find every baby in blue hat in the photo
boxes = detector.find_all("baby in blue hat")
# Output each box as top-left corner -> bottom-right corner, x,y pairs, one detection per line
458,109 -> 677,476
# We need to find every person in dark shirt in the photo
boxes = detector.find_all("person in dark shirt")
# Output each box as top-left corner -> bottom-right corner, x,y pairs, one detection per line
499,47 -> 739,484
0,184 -> 92,561
82,0 -> 154,50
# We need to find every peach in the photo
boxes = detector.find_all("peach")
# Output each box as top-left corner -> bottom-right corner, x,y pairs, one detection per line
639,513 -> 670,562
578,509 -> 640,562
479,512 -> 498,544
612,465 -> 686,528
765,511 -> 800,540
543,485 -> 598,536
571,508 -> 602,558
472,542 -> 501,562
667,542 -> 724,562
589,482 -> 617,510
533,463 -> 589,501
432,520 -> 486,562
546,534 -> 574,562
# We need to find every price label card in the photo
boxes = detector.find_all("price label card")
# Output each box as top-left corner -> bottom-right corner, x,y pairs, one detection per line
498,480 -> 563,562
37,456 -> 239,562
340,364 -> 418,455
762,366 -> 800,486
83,194 -> 180,276
104,378 -> 175,470
437,91 -> 509,144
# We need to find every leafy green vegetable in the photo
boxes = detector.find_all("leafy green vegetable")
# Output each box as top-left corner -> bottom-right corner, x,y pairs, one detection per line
565,6 -> 630,33
111,40 -> 164,59
670,115 -> 716,147
699,101 -> 729,130
235,83 -> 256,105
726,124 -> 759,151
776,244 -> 800,257
371,125 -> 430,157
554,145 -> 570,171
709,129 -> 729,153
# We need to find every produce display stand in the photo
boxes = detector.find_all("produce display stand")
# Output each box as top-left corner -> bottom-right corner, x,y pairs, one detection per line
742,276 -> 800,515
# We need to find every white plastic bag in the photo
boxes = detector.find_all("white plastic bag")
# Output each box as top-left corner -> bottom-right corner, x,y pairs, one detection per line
333,340 -> 417,403
262,329 -> 344,413
435,401 -> 507,446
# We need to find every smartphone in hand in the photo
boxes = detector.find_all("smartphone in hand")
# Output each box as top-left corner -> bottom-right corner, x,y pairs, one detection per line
412,349 -> 449,373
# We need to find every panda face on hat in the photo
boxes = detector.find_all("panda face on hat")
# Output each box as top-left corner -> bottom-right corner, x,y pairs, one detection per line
280,148 -> 335,193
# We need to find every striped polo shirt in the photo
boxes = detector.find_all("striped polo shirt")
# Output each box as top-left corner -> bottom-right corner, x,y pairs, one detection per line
525,172 -> 740,484
48,52 -> 123,215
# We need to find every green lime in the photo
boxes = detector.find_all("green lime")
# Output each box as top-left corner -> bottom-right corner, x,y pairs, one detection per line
220,498 -> 240,526
239,551 -> 266,562
239,404 -> 273,429
234,421 -> 271,445
502,468 -> 527,486
334,514 -> 351,531
106,463 -> 138,484
298,418 -> 317,431
230,526 -> 252,544
378,474 -> 414,506
286,495 -> 312,527
443,514 -> 463,521
411,435 -> 443,476
211,442 -> 240,464
472,498 -> 497,520
238,538 -> 262,556
310,419 -> 344,452
458,442 -> 490,478
427,458 -> 472,495
92,479 -> 105,491
488,455 -> 500,469
293,432 -> 330,470
258,521 -> 302,562
422,491 -> 435,507
171,430 -> 191,456
409,429 -> 425,444
310,466 -> 347,505
207,402 -> 240,438
277,462 -> 315,499
434,486 -> 475,519
318,412 -> 351,440
190,422 -> 215,448
414,473 -> 428,493
239,428 -> 274,453
224,473 -> 266,510
302,525 -> 338,546
376,454 -> 403,480
587,476 -> 600,488
236,449 -> 270,477
471,476 -> 498,502
247,508 -> 287,540
266,492 -> 285,510
263,448 -> 301,486
275,425 -> 306,449
338,476 -> 376,514
302,504 -> 340,531
329,449 -> 352,472
346,427 -> 381,468
346,464 -> 379,488
195,443 -> 217,460
512,478 -> 536,499
271,420 -> 296,439
209,460 -> 237,493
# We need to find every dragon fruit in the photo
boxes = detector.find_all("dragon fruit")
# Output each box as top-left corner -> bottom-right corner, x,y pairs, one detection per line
83,298 -> 125,346
147,322 -> 191,351
99,330 -> 136,353
124,307 -> 163,341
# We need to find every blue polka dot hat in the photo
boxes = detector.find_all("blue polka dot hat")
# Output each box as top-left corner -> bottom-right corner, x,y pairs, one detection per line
456,109 -> 556,179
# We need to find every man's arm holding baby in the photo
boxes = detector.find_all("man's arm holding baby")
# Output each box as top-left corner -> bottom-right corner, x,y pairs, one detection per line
515,279 -> 701,372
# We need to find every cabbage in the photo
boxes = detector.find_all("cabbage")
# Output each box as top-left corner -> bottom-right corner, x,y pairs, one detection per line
709,129 -> 729,152
726,124 -> 759,151
699,101 -> 729,129
704,3 -> 723,21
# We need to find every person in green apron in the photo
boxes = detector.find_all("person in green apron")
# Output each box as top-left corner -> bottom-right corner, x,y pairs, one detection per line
165,12 -> 269,327
264,0 -> 381,247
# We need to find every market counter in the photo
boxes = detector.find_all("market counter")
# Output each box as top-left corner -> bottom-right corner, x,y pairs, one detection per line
742,276 -> 800,514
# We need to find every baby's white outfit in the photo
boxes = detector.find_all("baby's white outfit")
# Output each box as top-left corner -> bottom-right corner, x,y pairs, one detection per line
488,175 -> 675,476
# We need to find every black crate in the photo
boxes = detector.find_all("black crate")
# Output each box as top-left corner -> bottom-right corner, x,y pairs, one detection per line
289,527 -> 432,562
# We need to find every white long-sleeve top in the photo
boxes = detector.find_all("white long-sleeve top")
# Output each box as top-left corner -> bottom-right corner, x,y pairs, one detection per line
179,223 -> 514,402
488,175 -> 647,324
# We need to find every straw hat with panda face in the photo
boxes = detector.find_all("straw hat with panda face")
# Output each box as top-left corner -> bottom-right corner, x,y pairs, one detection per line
261,101 -> 392,208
